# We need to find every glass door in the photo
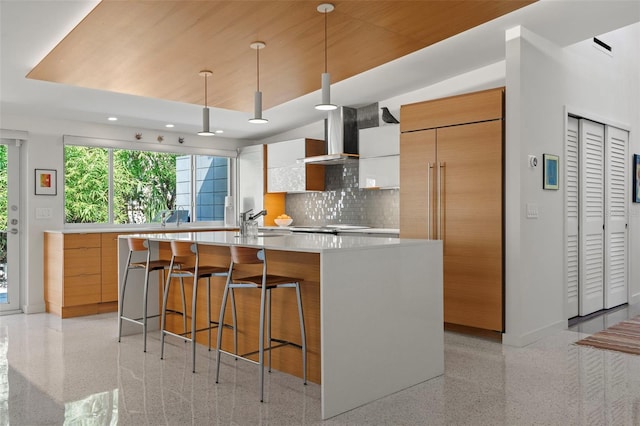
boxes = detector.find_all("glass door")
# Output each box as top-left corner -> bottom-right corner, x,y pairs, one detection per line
0,141 -> 20,313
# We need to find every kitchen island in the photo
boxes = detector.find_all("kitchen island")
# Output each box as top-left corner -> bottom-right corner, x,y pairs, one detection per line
118,231 -> 443,419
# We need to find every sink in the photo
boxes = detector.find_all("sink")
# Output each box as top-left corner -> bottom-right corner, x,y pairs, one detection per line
234,233 -> 289,238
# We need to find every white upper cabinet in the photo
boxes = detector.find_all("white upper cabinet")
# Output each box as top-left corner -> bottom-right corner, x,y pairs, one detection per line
359,125 -> 400,158
358,125 -> 400,189
267,138 -> 325,193
266,139 -> 305,169
359,156 -> 399,189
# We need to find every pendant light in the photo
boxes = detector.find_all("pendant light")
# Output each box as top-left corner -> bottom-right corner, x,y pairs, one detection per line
315,3 -> 337,111
197,70 -> 215,136
248,41 -> 268,124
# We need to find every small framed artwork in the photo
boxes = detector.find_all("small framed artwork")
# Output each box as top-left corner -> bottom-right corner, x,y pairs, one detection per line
633,154 -> 640,203
35,169 -> 57,196
543,154 -> 559,190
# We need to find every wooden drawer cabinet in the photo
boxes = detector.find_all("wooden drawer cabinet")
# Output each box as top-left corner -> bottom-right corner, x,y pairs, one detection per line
45,229 -> 227,318
63,232 -> 100,249
44,232 -> 113,318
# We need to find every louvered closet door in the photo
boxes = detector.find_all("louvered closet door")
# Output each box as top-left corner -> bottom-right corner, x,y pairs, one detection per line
566,117 -> 579,318
579,119 -> 605,316
605,126 -> 629,308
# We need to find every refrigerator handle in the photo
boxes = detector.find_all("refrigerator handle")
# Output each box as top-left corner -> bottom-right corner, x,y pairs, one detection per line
427,162 -> 432,239
437,162 -> 444,240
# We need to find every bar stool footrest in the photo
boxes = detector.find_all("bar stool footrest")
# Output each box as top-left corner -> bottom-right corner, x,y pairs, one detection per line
218,349 -> 258,366
240,339 -> 302,358
162,330 -> 192,342
120,316 -> 144,325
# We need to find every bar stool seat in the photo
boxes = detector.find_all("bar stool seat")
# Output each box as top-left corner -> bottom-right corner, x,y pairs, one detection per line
118,237 -> 179,352
215,246 -> 307,402
160,240 -> 237,373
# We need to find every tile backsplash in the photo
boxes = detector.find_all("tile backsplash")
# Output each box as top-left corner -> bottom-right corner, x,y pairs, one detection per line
285,162 -> 399,228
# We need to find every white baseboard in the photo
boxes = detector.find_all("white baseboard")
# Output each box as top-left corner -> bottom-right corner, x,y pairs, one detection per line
630,292 -> 640,306
21,303 -> 46,314
502,319 -> 566,347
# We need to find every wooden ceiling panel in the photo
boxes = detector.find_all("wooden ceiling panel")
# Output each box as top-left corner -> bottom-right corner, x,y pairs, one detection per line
27,0 -> 535,112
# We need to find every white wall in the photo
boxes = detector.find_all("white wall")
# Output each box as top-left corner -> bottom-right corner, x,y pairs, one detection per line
503,26 -> 567,345
503,23 -> 640,346
259,121 -> 324,145
1,113 -> 246,313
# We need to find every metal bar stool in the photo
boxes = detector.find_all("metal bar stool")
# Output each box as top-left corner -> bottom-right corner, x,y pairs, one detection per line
160,240 -> 237,373
215,246 -> 307,402
118,237 -> 179,353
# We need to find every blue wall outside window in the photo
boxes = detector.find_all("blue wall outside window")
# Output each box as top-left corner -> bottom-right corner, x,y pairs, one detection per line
176,155 -> 228,221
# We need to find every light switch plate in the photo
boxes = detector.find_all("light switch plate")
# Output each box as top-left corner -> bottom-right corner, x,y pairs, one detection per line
35,207 -> 52,219
526,203 -> 539,219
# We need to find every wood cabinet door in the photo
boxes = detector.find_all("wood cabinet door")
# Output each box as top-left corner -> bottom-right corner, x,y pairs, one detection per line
64,233 -> 101,249
63,247 -> 102,306
101,233 -> 124,303
400,87 -> 504,133
63,274 -> 102,306
400,130 -> 436,238
436,120 -> 503,331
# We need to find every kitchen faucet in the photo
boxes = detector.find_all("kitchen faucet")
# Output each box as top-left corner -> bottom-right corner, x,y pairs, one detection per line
249,209 -> 267,221
239,209 -> 253,236
239,209 -> 267,236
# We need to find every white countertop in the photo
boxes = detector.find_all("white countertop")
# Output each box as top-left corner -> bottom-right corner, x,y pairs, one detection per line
130,230 -> 430,253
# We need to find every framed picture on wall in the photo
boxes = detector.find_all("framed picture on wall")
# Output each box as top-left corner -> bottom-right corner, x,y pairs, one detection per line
543,154 -> 559,190
34,168 -> 57,196
633,154 -> 640,203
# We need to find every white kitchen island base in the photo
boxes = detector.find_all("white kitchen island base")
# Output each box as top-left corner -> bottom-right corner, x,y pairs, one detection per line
118,232 -> 443,419
320,242 -> 443,418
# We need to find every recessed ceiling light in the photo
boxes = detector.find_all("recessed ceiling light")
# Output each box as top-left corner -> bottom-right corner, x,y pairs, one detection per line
165,124 -> 174,128
107,117 -> 118,121
215,130 -> 224,134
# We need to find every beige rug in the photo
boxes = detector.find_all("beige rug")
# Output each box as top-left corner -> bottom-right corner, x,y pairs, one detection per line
575,315 -> 640,356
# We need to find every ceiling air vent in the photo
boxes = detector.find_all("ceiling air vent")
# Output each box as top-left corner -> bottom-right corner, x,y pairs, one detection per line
593,37 -> 613,56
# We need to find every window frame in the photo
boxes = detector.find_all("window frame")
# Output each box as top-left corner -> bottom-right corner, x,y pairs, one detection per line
63,135 -> 237,229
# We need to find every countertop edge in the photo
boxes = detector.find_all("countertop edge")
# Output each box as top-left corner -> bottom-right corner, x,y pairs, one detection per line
124,231 -> 437,254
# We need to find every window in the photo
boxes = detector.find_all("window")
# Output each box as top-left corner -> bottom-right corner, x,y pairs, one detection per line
64,145 -> 230,225
64,145 -> 109,224
112,149 -> 178,224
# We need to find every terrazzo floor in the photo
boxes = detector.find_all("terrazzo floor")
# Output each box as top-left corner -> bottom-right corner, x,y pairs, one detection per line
1,305 -> 640,425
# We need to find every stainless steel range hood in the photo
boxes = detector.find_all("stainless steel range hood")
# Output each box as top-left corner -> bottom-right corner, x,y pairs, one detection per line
303,106 -> 358,165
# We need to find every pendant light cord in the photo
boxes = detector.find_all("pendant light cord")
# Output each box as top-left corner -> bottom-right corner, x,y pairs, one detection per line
203,75 -> 208,108
256,47 -> 260,92
324,9 -> 328,73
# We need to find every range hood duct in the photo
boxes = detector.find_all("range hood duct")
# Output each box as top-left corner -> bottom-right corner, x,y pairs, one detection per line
303,106 -> 358,165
